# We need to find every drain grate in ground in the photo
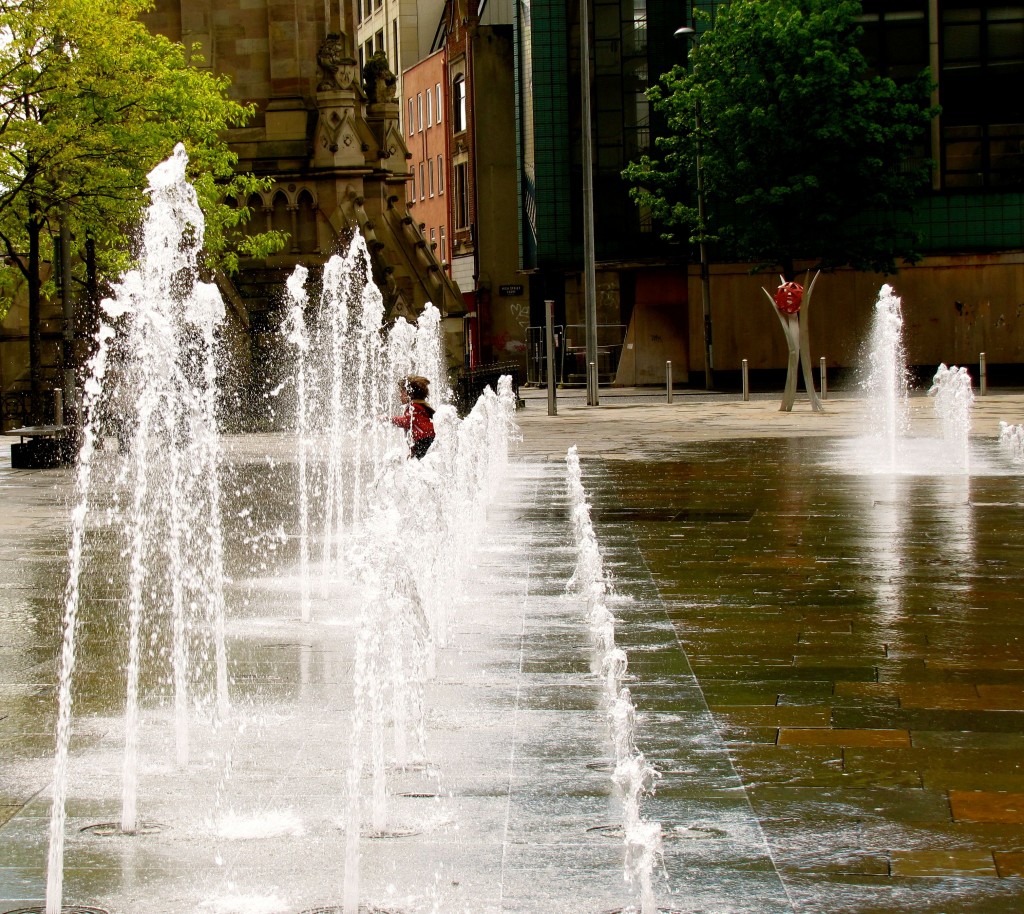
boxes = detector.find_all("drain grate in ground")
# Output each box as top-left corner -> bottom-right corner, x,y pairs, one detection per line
361,826 -> 421,839
592,508 -> 754,523
588,823 -> 700,841
4,907 -> 110,914
598,909 -> 688,914
299,906 -> 403,913
80,822 -> 164,837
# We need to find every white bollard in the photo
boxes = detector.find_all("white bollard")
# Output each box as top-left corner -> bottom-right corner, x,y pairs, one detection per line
820,356 -> 828,400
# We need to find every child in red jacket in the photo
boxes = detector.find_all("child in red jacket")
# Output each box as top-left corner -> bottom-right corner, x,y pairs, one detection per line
391,375 -> 436,459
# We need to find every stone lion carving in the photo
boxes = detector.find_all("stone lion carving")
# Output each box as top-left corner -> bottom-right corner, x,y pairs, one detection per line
317,33 -> 353,92
362,52 -> 397,104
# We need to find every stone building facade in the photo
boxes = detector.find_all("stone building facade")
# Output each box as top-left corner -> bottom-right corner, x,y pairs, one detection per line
143,0 -> 466,385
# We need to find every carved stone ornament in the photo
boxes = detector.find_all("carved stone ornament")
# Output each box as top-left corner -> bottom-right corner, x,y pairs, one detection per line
362,52 -> 397,104
317,33 -> 355,92
319,109 -> 357,154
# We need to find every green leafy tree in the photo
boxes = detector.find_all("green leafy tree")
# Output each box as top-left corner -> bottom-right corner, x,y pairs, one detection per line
624,0 -> 938,280
0,0 -> 284,419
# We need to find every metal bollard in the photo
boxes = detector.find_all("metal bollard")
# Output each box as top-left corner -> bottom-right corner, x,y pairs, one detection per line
741,359 -> 749,401
545,299 -> 557,416
820,356 -> 828,401
54,388 -> 64,427
980,352 -> 987,396
589,361 -> 599,404
666,360 -> 673,404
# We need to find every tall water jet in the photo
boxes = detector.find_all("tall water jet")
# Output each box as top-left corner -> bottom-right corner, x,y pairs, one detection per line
284,265 -> 312,622
46,143 -> 231,910
861,285 -> 910,471
566,445 -> 664,913
316,238 -> 392,577
45,323 -> 119,914
334,364 -> 519,912
929,363 -> 974,473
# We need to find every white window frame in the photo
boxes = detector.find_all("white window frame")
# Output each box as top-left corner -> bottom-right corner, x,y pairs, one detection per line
452,74 -> 466,132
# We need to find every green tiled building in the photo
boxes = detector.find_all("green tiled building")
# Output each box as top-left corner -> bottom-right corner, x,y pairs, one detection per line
515,0 -> 1024,386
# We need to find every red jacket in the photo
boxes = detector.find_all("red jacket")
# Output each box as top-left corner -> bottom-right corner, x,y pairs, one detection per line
391,401 -> 435,442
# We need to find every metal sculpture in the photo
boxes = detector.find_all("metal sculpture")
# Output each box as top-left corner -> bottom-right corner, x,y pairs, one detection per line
762,271 -> 823,412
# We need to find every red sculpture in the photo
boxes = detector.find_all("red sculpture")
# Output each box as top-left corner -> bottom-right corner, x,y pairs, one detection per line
773,280 -> 804,315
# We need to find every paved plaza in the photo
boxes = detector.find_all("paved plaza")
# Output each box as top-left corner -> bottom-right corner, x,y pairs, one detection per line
2,387 -> 1024,913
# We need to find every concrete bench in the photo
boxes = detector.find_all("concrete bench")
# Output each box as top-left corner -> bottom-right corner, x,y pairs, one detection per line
3,425 -> 74,469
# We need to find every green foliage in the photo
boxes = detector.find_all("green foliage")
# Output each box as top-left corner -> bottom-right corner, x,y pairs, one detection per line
0,0 -> 284,321
623,0 -> 938,278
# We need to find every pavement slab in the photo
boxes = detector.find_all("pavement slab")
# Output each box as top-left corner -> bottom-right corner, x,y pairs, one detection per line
2,388 -> 1024,912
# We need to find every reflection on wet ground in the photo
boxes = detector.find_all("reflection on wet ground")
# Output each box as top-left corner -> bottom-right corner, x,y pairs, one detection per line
2,405 -> 1024,913
587,435 -> 1024,912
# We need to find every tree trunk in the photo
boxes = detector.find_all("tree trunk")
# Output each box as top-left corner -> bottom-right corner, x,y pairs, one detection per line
27,199 -> 42,425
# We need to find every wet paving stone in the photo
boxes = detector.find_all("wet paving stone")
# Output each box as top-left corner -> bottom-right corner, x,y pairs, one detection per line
7,400 -> 1024,913
950,790 -> 1024,823
581,431 -> 1024,911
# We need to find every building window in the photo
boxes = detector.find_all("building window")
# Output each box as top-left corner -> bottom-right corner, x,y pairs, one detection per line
428,158 -> 435,196
939,3 -> 1024,188
439,225 -> 447,263
426,87 -> 433,127
393,21 -> 399,74
419,162 -> 425,200
435,83 -> 442,123
454,162 -> 469,227
296,190 -> 319,253
364,0 -> 371,20
408,98 -> 414,136
410,167 -> 416,202
364,39 -> 373,66
430,227 -> 436,250
452,74 -> 466,132
417,93 -> 423,131
437,155 -> 444,194
375,0 -> 382,9
375,29 -> 384,56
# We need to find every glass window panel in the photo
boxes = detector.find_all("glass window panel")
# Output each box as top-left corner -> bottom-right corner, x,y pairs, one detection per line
989,21 -> 1024,60
989,6 -> 1024,22
943,24 -> 981,61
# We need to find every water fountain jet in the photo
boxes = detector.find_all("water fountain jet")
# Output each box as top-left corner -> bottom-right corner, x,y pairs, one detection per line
46,143 -> 231,912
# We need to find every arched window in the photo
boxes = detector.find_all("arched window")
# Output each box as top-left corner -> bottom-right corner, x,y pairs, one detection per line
452,74 -> 466,133
271,191 -> 290,237
296,191 -> 318,253
246,193 -> 266,235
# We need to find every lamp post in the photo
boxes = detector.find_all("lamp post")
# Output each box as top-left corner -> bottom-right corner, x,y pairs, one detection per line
674,25 -> 714,390
580,0 -> 599,405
